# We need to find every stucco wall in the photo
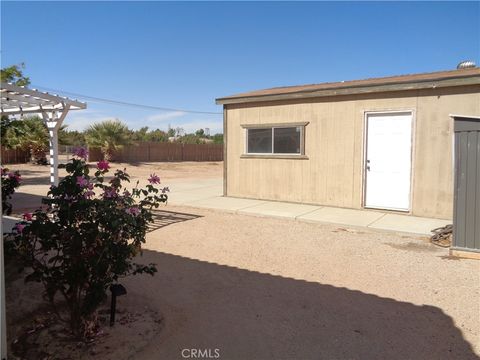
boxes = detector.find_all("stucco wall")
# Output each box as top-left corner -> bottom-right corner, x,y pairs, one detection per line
224,85 -> 480,219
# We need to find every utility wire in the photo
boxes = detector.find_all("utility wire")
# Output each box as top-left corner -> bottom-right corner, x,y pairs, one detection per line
31,84 -> 223,115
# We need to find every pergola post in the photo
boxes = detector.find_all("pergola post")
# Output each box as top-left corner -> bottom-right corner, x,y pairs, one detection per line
1,83 -> 86,358
42,106 -> 69,186
0,195 -> 6,360
48,126 -> 60,186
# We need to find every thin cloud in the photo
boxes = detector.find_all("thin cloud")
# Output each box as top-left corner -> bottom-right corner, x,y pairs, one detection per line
63,110 -> 112,131
146,111 -> 186,123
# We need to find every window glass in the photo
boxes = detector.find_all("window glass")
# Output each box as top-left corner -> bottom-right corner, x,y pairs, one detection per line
273,127 -> 301,154
247,128 -> 272,153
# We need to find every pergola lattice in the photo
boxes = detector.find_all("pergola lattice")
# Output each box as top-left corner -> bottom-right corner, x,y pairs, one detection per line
1,82 -> 87,185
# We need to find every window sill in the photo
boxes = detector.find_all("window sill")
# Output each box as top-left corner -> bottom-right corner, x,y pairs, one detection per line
241,154 -> 309,160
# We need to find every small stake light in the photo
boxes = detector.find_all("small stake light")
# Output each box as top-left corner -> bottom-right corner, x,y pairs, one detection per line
109,284 -> 127,326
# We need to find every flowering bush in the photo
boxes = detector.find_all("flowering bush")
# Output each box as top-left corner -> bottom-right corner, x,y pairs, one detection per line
1,167 -> 21,215
10,149 -> 168,338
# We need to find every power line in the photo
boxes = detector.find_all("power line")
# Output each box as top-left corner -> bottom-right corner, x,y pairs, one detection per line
31,84 -> 223,115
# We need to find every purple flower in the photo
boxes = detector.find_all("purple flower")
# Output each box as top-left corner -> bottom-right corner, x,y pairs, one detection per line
104,188 -> 118,199
84,190 -> 95,199
126,207 -> 141,216
8,172 -> 21,182
148,173 -> 161,184
161,187 -> 170,194
15,223 -> 25,233
123,190 -> 131,197
82,183 -> 95,198
97,160 -> 110,172
76,176 -> 89,188
23,212 -> 33,221
62,194 -> 77,203
73,147 -> 89,160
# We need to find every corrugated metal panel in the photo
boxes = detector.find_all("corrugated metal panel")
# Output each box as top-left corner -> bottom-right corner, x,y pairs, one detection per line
452,116 -> 480,252
476,136 -> 480,249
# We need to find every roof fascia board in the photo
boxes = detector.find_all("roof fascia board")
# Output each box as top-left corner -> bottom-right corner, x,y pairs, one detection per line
216,76 -> 480,105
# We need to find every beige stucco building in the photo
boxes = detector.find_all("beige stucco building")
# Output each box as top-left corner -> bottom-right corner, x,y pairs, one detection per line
216,68 -> 480,220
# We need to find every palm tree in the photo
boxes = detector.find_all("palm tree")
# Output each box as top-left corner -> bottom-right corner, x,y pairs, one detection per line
85,119 -> 132,161
22,118 -> 49,164
2,116 -> 49,164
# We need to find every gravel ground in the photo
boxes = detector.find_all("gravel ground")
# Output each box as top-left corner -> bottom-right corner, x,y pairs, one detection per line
125,205 -> 480,359
4,161 -> 480,359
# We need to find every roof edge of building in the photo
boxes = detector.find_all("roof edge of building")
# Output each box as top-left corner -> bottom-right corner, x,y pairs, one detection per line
216,69 -> 480,105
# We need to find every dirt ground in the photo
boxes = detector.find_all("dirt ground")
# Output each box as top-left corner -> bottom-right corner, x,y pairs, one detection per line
7,159 -> 222,183
5,161 -> 223,214
4,161 -> 480,359
5,260 -> 164,360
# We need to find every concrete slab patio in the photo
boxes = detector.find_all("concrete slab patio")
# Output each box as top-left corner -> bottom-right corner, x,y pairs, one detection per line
6,162 -> 451,237
166,182 -> 223,205
186,196 -> 266,212
369,213 -> 453,234
165,180 -> 451,235
297,207 -> 385,227
239,201 -> 320,219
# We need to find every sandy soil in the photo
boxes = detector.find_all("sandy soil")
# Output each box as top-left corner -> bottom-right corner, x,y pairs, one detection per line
5,260 -> 164,360
6,204 -> 480,359
131,206 -> 480,360
5,161 -> 222,215
4,161 -> 480,359
6,160 -> 222,183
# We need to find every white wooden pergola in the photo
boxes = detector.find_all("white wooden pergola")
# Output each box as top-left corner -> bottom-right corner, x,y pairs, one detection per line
1,82 -> 87,185
0,83 -> 86,359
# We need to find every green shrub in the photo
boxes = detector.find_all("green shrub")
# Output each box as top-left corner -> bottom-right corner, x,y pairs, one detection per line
1,167 -> 21,215
10,149 -> 169,338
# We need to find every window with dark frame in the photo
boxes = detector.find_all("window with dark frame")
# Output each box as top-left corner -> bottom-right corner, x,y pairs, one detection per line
246,126 -> 304,155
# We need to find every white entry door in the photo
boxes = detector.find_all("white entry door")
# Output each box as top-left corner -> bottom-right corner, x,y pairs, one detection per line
364,112 -> 413,211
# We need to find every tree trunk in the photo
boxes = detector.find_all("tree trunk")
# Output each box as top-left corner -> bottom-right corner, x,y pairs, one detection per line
103,149 -> 113,162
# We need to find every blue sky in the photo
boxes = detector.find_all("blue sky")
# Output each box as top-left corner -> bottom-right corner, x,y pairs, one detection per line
1,1 -> 479,134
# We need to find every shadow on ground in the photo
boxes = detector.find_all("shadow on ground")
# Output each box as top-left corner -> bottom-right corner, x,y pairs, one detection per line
148,209 -> 202,232
11,168 -> 51,186
127,250 -> 478,360
10,192 -> 47,215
